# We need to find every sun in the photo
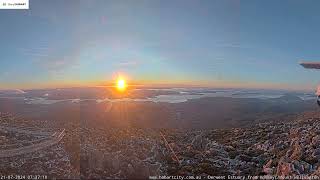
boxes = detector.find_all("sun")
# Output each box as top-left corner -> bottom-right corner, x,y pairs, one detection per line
116,78 -> 127,91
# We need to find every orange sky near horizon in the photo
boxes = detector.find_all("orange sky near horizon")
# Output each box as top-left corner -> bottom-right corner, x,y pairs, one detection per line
0,77 -> 315,92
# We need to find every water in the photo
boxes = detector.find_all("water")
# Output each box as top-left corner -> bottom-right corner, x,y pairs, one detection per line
6,88 -> 315,105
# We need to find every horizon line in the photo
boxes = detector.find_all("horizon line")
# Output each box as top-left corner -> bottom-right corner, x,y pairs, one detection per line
0,83 -> 315,92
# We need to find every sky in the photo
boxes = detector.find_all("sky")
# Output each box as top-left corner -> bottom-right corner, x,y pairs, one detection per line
0,0 -> 320,90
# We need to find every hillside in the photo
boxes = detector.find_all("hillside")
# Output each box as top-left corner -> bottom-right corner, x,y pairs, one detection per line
81,111 -> 320,178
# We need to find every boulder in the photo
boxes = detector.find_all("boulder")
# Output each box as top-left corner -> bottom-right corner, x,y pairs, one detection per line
289,141 -> 303,160
276,157 -> 294,176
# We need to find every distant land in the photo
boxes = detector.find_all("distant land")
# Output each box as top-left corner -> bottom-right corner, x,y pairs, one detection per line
0,87 -> 316,129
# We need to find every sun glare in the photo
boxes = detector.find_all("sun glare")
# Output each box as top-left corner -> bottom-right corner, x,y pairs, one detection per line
116,78 -> 127,91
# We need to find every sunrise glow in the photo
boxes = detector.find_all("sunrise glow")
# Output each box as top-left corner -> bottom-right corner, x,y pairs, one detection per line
116,78 -> 127,91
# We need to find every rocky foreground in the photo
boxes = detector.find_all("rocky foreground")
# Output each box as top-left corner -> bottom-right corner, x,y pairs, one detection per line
0,112 -> 78,179
164,111 -> 320,178
1,111 -> 319,179
81,111 -> 320,179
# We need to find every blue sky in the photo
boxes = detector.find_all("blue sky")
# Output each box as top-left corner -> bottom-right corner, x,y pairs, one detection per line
0,0 -> 319,90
